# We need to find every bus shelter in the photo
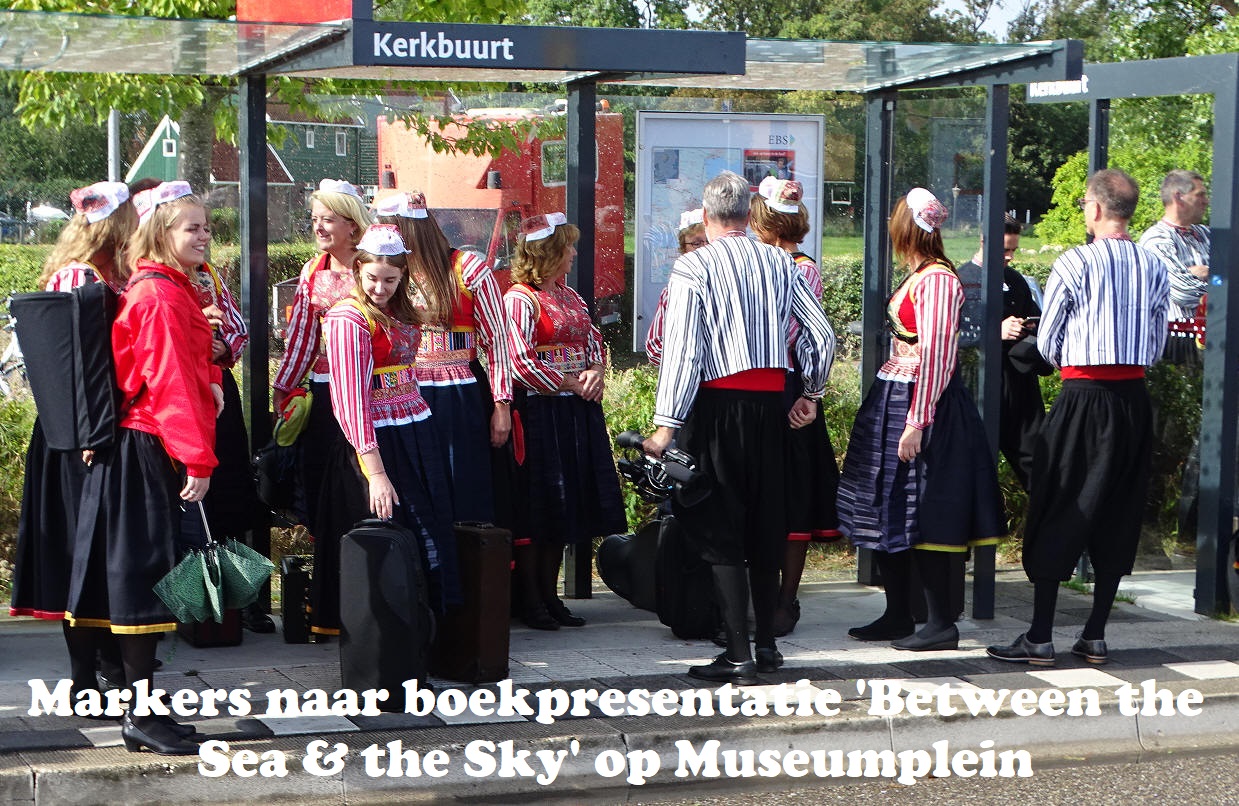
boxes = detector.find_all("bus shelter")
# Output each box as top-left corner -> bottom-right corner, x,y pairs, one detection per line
0,5 -> 1087,612
1029,54 -> 1239,615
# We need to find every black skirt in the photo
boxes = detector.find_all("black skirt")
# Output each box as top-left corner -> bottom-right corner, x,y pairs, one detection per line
296,379 -> 351,536
9,419 -> 87,620
510,391 -> 625,545
65,429 -> 184,633
783,372 -> 841,538
203,371 -> 260,539
838,375 -> 1005,554
672,388 -> 788,571
1023,378 -> 1152,581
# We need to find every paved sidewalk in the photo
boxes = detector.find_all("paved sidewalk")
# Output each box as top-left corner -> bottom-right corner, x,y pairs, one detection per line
1,567 -> 1238,804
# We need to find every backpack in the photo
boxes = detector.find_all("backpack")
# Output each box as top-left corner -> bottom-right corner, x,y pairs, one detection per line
11,271 -> 170,452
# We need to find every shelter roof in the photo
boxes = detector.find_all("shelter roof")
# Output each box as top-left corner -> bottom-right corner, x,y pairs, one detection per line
0,10 -> 1076,92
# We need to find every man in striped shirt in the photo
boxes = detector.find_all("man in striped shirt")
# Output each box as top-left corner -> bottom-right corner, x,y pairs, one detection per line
1137,169 -> 1210,366
988,168 -> 1169,667
644,171 -> 835,684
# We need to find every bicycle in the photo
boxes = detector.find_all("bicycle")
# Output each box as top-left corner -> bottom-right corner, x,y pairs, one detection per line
0,299 -> 29,400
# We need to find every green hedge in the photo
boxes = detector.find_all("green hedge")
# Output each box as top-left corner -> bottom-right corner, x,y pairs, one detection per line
0,245 -> 51,294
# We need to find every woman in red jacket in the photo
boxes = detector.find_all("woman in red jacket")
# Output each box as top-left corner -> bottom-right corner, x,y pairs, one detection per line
68,181 -> 220,755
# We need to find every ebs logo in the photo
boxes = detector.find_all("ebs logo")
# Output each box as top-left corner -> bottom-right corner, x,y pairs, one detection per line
769,134 -> 794,145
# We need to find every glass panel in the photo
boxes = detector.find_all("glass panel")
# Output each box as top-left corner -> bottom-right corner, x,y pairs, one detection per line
0,10 -> 345,76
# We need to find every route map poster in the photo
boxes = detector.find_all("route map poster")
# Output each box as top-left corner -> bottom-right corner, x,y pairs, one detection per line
633,112 -> 824,352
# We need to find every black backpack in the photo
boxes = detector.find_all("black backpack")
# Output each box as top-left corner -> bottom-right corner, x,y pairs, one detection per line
12,271 -> 169,452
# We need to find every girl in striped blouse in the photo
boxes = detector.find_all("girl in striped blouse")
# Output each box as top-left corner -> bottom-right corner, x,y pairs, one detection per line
324,224 -> 458,610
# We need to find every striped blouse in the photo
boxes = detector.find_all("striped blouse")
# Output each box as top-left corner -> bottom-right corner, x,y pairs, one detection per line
877,263 -> 963,430
1038,237 -> 1170,369
1136,220 -> 1210,322
324,301 -> 431,456
45,262 -> 119,293
413,249 -> 514,402
188,263 -> 248,368
273,254 -> 355,392
644,286 -> 669,367
653,235 -> 836,430
505,279 -> 605,395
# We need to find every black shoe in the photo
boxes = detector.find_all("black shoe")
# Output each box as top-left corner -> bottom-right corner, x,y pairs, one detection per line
892,624 -> 959,652
545,598 -> 586,627
773,599 -> 800,637
153,712 -> 197,738
848,616 -> 914,642
987,633 -> 1055,666
755,647 -> 784,673
1071,635 -> 1108,665
689,654 -> 758,686
521,603 -> 560,631
121,714 -> 200,756
242,604 -> 276,634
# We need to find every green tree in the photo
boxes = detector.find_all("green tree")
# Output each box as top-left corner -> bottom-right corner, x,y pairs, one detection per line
781,0 -> 983,42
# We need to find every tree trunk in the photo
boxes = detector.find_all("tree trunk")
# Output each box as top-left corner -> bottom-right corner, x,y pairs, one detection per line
178,84 -> 228,199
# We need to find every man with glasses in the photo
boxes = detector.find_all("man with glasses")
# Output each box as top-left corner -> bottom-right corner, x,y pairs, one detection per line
1138,169 -> 1211,366
988,169 -> 1168,667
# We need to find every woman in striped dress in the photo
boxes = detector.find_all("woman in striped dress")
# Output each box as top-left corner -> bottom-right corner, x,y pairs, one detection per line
272,179 -> 373,638
323,224 -> 458,609
836,188 -> 1004,652
504,213 -> 625,630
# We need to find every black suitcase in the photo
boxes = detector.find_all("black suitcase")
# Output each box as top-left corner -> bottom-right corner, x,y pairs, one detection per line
432,523 -> 511,683
654,515 -> 717,639
597,522 -> 660,613
177,609 -> 243,648
339,519 -> 434,712
280,555 -> 312,644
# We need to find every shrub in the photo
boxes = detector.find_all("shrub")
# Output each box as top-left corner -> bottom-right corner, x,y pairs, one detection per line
210,242 -> 319,299
210,207 -> 240,245
0,245 -> 51,293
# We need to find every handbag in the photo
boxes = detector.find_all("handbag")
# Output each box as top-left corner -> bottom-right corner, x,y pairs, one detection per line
154,503 -> 275,623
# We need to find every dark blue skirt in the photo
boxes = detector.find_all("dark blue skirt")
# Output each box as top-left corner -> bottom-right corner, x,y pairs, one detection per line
838,375 -> 1005,553
419,374 -> 494,524
9,419 -> 87,620
376,419 -> 460,610
511,391 -> 626,545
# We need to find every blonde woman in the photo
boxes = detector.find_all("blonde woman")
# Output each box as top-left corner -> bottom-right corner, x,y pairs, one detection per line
271,179 -> 372,638
504,213 -> 625,630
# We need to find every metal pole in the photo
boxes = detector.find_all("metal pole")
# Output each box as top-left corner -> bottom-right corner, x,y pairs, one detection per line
857,90 -> 896,587
563,78 -> 597,599
972,84 -> 1010,621
107,109 -> 121,182
239,74 -> 272,594
1196,74 -> 1239,614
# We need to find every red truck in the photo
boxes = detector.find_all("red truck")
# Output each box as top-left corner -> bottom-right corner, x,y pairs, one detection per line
375,105 -> 626,322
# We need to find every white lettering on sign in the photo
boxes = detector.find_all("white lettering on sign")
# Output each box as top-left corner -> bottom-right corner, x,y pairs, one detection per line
1028,75 -> 1089,98
373,32 -> 515,62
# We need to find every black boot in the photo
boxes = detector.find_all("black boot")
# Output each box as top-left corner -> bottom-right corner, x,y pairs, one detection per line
690,565 -> 756,685
848,550 -> 914,640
